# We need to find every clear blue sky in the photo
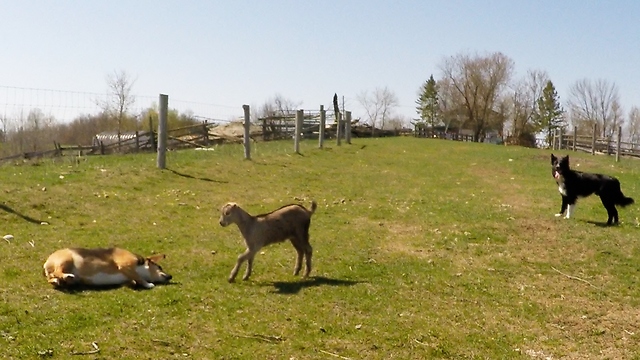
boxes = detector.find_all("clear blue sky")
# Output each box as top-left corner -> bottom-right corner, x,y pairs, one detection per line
2,1 -> 639,124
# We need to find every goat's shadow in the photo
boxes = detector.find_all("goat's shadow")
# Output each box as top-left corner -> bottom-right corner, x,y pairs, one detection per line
0,203 -> 45,224
167,168 -> 228,183
268,276 -> 361,295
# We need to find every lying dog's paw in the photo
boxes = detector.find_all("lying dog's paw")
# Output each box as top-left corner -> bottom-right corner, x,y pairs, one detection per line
139,282 -> 155,289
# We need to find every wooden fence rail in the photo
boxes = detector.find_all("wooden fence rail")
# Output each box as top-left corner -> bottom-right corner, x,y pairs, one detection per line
552,125 -> 640,162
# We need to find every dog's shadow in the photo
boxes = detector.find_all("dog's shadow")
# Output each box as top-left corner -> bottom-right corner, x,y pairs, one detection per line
585,220 -> 616,227
54,282 -> 179,294
268,276 -> 361,295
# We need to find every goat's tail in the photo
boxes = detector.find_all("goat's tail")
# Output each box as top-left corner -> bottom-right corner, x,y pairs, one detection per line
309,200 -> 317,215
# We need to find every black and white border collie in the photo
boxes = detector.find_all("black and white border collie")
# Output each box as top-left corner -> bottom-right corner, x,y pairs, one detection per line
551,154 -> 634,225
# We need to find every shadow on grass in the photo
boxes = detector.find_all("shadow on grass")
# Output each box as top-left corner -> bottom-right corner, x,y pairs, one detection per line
585,220 -> 616,227
269,276 -> 361,295
0,203 -> 44,224
53,281 -> 179,294
167,168 -> 228,183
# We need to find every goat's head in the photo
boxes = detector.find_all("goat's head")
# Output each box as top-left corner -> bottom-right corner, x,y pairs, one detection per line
219,202 -> 238,227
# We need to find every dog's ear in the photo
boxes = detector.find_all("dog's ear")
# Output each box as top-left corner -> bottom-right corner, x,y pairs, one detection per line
551,154 -> 557,164
147,254 -> 166,263
562,155 -> 569,165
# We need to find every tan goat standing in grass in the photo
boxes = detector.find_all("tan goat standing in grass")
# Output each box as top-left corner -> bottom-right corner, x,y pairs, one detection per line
219,200 -> 317,282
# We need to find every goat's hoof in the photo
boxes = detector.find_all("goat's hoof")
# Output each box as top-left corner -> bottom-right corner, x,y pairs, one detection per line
228,278 -> 236,283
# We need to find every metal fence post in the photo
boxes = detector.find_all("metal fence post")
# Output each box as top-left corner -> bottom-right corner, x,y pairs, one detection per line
243,105 -> 251,160
294,109 -> 303,154
319,105 -> 325,149
345,111 -> 352,144
157,94 -> 168,169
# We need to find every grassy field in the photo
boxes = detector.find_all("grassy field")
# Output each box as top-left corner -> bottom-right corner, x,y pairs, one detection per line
1,137 -> 640,359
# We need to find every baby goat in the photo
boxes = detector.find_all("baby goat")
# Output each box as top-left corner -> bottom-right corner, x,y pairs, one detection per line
219,200 -> 317,282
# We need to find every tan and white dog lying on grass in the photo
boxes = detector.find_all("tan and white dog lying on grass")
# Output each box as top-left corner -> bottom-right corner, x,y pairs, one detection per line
43,247 -> 172,289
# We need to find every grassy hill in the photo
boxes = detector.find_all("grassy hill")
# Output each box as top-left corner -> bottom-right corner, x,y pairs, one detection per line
1,137 -> 639,359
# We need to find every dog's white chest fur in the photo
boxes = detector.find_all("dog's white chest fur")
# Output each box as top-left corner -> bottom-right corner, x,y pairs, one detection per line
557,183 -> 568,196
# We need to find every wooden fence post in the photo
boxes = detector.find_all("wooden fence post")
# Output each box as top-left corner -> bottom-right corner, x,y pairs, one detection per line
616,125 -> 622,162
203,120 -> 209,147
294,109 -> 303,154
149,115 -> 157,151
319,105 -> 325,149
135,131 -> 139,152
552,129 -> 558,150
558,128 -> 564,150
591,123 -> 597,155
157,94 -> 168,169
243,105 -> 251,160
573,127 -> 577,152
345,111 -> 352,144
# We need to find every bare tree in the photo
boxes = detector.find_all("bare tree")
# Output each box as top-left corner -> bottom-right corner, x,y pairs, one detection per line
626,106 -> 640,147
567,78 -> 621,137
259,94 -> 301,118
437,77 -> 464,132
439,52 -> 514,141
100,70 -> 136,141
508,70 -> 549,144
357,86 -> 399,136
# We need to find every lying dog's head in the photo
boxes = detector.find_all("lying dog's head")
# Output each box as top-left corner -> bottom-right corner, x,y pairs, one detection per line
140,254 -> 173,284
551,154 -> 570,181
219,202 -> 238,227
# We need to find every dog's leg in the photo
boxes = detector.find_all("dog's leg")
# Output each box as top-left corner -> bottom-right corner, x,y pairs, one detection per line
601,197 -> 619,225
556,196 -> 568,217
229,248 -> 252,282
119,267 -> 155,289
565,203 -> 576,219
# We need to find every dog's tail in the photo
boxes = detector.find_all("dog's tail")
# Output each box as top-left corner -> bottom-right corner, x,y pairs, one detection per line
617,194 -> 634,207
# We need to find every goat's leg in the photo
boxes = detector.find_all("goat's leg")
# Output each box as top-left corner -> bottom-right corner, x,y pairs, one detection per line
229,249 -> 252,283
303,243 -> 313,278
291,241 -> 304,276
242,254 -> 256,281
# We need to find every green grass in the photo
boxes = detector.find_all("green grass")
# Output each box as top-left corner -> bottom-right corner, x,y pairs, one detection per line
2,137 -> 640,359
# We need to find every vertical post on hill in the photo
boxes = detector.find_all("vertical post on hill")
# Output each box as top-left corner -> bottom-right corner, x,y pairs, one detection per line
336,112 -> 342,146
243,105 -> 251,160
558,128 -> 563,150
345,111 -> 352,144
294,109 -> 303,154
616,125 -> 622,162
552,129 -> 557,150
591,123 -> 597,155
572,127 -> 577,152
333,94 -> 342,146
319,105 -> 325,149
157,94 -> 168,169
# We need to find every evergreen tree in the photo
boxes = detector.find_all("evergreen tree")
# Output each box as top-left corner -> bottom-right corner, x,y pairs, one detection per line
415,75 -> 439,128
535,80 -> 564,147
